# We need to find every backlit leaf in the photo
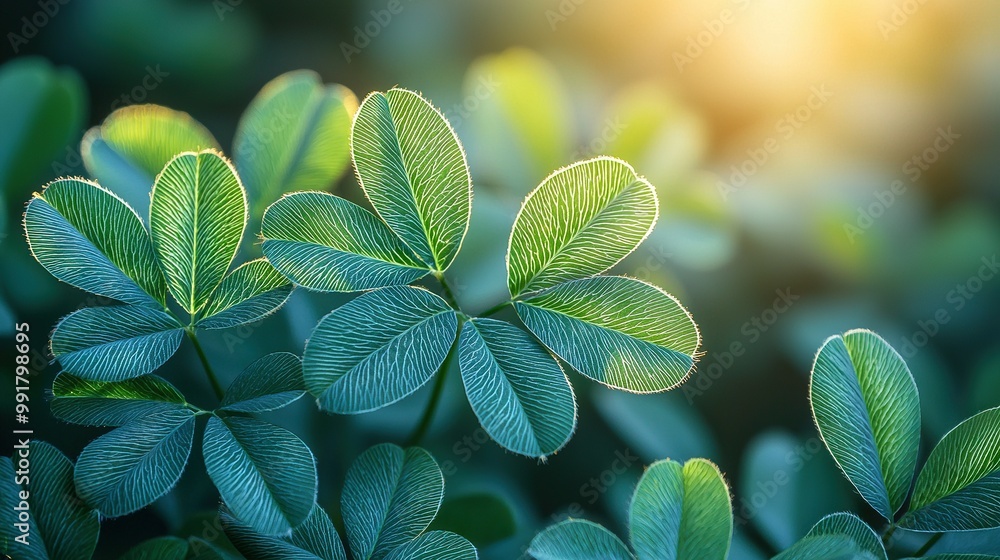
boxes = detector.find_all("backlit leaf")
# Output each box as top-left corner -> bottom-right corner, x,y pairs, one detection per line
528,519 -> 635,560
51,373 -> 186,426
219,352 -> 306,413
352,88 -> 472,271
303,286 -> 457,414
515,276 -> 699,393
198,258 -> 292,329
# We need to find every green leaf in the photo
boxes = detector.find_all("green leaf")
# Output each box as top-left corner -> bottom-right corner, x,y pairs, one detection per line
24,177 -> 166,306
74,409 -> 196,517
458,318 -> 576,458
51,372 -> 187,426
198,258 -> 292,329
515,276 -> 700,393
120,536 -> 190,560
0,57 -> 86,201
430,493 -> 517,548
303,286 -> 458,414
810,329 -> 921,520
341,444 -> 444,560
907,556 -> 1000,560
900,407 -> 1000,531
352,88 -> 472,271
528,519 -> 635,560
203,416 -> 317,535
234,70 -> 357,218
150,149 -> 247,315
773,513 -> 886,560
221,505 -> 347,560
0,442 -> 100,560
219,352 -> 306,413
629,458 -> 732,560
506,157 -> 657,297
261,191 -> 429,292
82,104 -> 219,217
383,531 -> 477,560
51,305 -> 184,381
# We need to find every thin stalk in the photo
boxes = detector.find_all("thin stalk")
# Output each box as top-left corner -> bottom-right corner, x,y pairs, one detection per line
434,272 -> 461,310
912,533 -> 943,557
480,301 -> 512,317
407,323 -> 461,446
186,328 -> 224,401
881,524 -> 897,549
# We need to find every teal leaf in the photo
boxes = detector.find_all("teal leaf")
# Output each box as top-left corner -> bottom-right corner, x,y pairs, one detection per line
341,444 -> 444,560
24,177 -> 166,306
352,88 -> 472,271
221,505 -> 347,560
234,70 -> 357,218
506,157 -> 657,297
187,537 -> 241,560
900,407 -> 1000,531
528,519 -> 635,560
458,318 -> 576,458
810,329 -> 921,520
51,305 -> 183,381
150,149 -> 247,315
303,286 -> 458,414
261,191 -> 429,292
198,258 -> 292,329
383,531 -> 477,560
51,373 -> 187,426
629,458 -> 732,560
430,493 -> 517,548
219,352 -> 306,413
74,409 -> 196,517
120,536 -> 190,559
81,104 -> 219,217
907,556 -> 1000,560
0,442 -> 99,560
203,416 -> 317,535
773,512 -> 886,560
515,276 -> 700,393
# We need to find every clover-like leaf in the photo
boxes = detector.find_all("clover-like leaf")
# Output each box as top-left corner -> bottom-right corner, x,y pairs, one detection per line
74,409 -> 196,517
303,285 -> 458,414
352,88 -> 472,271
261,191 -> 429,292
810,329 -> 921,521
221,504 -> 348,560
629,458 -> 732,560
150,149 -> 247,315
234,70 -> 357,218
82,104 -> 219,217
507,157 -> 657,297
0,442 -> 100,560
458,318 -> 576,458
341,444 -> 444,560
773,512 -> 886,560
51,373 -> 187,426
119,536 -> 189,559
900,407 -> 1000,531
515,276 -> 700,393
198,258 -> 292,329
383,531 -> 477,560
528,519 -> 635,560
203,416 -> 317,536
51,305 -> 184,381
219,352 -> 306,413
25,177 -> 167,306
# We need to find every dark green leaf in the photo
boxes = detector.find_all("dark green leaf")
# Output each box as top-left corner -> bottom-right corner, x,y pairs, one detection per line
221,505 -> 347,560
120,536 -> 189,560
430,493 -> 516,548
51,373 -> 186,426
219,352 -> 306,413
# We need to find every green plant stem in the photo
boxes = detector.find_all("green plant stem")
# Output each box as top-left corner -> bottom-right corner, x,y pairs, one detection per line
434,272 -> 461,310
912,532 -> 943,557
186,328 -> 224,401
881,524 -> 897,548
407,324 -> 461,446
480,301 -> 511,317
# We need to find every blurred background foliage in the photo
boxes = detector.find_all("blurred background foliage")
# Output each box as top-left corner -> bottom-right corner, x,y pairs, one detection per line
1,0 -> 999,557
